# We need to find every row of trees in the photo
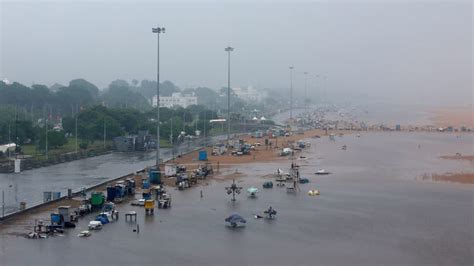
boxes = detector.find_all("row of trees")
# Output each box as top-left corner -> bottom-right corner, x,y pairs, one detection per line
0,103 -> 219,155
61,105 -> 219,144
0,78 -> 183,121
0,78 -> 285,121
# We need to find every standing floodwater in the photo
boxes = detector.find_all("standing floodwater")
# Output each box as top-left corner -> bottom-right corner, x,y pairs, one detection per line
1,132 -> 472,266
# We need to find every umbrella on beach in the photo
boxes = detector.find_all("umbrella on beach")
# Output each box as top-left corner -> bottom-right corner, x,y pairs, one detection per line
247,187 -> 259,194
225,213 -> 247,227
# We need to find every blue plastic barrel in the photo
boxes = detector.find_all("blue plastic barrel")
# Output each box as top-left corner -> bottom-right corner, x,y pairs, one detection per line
106,186 -> 116,202
142,180 -> 150,189
114,185 -> 122,198
149,171 -> 161,184
198,151 -> 207,161
52,192 -> 61,200
51,213 -> 61,224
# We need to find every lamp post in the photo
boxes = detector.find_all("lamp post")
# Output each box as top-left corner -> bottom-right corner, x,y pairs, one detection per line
152,26 -> 165,170
322,75 -> 327,102
2,189 -> 4,218
324,75 -> 328,102
103,117 -> 106,149
304,72 -> 308,114
45,115 -> 48,160
225,179 -> 242,202
75,115 -> 78,153
289,66 -> 294,124
224,46 -> 234,146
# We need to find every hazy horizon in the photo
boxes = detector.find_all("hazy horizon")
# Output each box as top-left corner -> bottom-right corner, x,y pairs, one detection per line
1,0 -> 472,106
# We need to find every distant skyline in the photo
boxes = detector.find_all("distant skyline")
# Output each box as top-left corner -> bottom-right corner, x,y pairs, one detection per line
1,0 -> 472,105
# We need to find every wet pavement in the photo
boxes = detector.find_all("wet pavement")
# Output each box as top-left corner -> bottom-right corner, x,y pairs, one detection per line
0,132 -> 472,266
0,136 -> 225,215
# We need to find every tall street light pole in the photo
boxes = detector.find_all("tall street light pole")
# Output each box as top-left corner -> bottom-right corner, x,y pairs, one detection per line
103,117 -> 106,149
152,26 -> 165,170
225,46 -> 234,146
45,113 -> 48,160
289,66 -> 294,124
323,75 -> 327,102
75,115 -> 78,153
315,74 -> 320,102
304,72 -> 308,114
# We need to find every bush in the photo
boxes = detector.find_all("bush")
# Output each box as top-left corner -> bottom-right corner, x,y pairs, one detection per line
79,142 -> 88,150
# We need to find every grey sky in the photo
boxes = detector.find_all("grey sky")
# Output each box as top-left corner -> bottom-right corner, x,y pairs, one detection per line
1,0 -> 472,105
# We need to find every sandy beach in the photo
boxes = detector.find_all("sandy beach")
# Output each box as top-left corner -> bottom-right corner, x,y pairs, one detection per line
421,172 -> 474,184
173,128 -> 333,168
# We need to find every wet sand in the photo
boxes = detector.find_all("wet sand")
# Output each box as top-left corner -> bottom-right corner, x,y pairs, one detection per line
440,154 -> 474,162
421,172 -> 474,184
174,129 -> 344,168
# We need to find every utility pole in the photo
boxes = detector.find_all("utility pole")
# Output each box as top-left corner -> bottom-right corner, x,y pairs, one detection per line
304,72 -> 308,114
8,123 -> 11,158
289,66 -> 294,124
45,115 -> 48,160
314,75 -> 320,103
203,111 -> 207,146
152,26 -> 165,171
195,114 -> 198,135
103,117 -> 106,149
75,115 -> 78,153
183,112 -> 186,133
225,46 -> 234,146
324,75 -> 328,102
170,117 -> 174,161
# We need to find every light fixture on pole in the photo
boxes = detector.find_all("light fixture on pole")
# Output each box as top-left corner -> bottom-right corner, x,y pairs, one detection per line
152,26 -> 165,170
224,46 -> 234,146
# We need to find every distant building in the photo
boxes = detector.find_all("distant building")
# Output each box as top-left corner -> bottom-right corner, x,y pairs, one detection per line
1,78 -> 12,85
152,92 -> 197,108
232,86 -> 266,102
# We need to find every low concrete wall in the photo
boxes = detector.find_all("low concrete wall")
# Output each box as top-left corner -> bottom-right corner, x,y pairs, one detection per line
0,150 -> 112,173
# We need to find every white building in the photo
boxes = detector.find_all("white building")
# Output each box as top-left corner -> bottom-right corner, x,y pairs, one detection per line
152,92 -> 197,108
232,86 -> 266,102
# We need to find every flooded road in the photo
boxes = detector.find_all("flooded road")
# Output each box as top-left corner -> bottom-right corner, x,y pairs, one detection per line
0,132 -> 472,265
0,136 -> 225,215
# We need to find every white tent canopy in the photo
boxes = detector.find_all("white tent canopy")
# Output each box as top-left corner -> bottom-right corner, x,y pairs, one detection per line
0,143 -> 16,153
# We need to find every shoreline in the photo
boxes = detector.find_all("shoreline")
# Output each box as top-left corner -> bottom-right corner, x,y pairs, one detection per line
420,172 -> 474,184
1,128 -> 472,233
430,106 -> 473,128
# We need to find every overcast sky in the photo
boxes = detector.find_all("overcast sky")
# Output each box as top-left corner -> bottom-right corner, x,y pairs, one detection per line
1,0 -> 472,105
